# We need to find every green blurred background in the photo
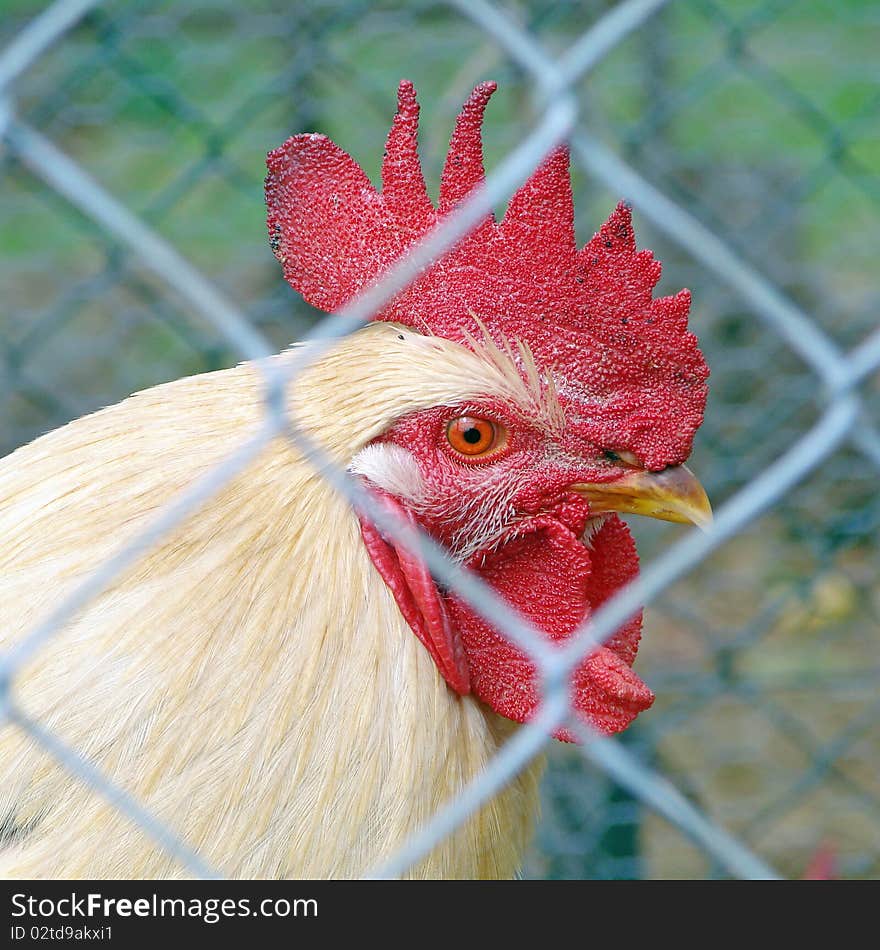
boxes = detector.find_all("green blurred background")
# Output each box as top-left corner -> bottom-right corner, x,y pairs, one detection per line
1,0 -> 878,878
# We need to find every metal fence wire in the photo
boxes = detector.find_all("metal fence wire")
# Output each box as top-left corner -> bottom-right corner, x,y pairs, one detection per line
0,0 -> 878,880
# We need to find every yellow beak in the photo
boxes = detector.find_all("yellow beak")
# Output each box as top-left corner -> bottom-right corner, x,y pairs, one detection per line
571,464 -> 713,529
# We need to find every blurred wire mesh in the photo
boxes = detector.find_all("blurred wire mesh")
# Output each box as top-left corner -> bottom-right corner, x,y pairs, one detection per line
0,0 -> 877,879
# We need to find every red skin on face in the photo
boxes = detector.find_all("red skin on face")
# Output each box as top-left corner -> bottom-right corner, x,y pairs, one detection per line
358,404 -> 653,739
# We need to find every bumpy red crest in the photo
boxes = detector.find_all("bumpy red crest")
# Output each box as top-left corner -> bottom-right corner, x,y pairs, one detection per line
266,80 -> 708,470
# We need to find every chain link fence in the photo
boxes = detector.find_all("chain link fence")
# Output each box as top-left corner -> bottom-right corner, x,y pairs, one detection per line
0,0 -> 877,879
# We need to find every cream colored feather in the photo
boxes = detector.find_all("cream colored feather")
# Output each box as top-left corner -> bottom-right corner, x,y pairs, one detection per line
0,322 -> 545,879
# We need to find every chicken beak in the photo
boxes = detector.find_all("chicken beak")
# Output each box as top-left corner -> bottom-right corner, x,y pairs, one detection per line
571,464 -> 713,529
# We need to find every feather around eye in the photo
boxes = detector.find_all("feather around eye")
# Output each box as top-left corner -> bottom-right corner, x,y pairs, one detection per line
446,416 -> 508,461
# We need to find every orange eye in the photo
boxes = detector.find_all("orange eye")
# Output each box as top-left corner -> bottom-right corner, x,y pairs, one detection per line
446,416 -> 506,459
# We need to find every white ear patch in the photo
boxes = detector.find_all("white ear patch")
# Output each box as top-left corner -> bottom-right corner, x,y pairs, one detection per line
349,443 -> 426,504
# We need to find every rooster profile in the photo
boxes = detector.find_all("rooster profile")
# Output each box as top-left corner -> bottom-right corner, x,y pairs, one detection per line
0,81 -> 709,879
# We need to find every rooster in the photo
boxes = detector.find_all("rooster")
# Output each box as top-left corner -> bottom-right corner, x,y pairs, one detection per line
0,81 -> 709,879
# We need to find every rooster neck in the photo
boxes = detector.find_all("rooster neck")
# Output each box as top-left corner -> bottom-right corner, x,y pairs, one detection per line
237,484 -> 546,878
0,338 -> 546,879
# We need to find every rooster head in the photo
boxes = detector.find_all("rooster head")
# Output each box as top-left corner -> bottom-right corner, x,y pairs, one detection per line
266,81 -> 710,740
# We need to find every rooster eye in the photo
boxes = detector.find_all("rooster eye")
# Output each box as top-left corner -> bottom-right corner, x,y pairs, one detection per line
446,416 -> 507,459
603,448 -> 640,467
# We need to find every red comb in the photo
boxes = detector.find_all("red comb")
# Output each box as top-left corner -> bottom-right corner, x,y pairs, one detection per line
266,80 -> 708,469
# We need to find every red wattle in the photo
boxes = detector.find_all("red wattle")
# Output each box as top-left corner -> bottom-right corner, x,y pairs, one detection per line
448,515 -> 653,738
357,491 -> 470,695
